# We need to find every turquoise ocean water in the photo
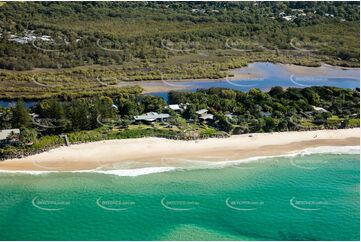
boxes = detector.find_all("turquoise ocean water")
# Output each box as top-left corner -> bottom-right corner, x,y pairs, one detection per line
0,150 -> 359,241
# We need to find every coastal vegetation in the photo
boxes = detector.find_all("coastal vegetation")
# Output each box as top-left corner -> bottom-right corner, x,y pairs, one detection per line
0,86 -> 359,160
0,2 -> 359,99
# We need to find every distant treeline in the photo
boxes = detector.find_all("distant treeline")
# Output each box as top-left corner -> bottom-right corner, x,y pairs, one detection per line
0,1 -> 359,70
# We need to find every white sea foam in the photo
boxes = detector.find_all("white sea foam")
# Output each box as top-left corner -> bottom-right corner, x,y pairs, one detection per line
0,170 -> 55,175
0,146 -> 358,176
0,167 -> 177,177
289,145 -> 360,156
88,166 -> 177,177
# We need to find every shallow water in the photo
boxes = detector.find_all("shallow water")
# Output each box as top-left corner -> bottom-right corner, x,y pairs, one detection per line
0,152 -> 359,240
0,62 -> 359,106
149,62 -> 360,100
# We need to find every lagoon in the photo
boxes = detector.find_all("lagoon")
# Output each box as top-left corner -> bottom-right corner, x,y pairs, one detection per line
149,62 -> 360,100
0,62 -> 359,106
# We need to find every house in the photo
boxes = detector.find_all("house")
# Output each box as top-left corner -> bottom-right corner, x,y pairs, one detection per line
0,129 -> 20,146
168,104 -> 181,111
196,109 -> 208,115
282,15 -> 297,21
166,103 -> 188,112
166,104 -> 183,112
196,109 -> 214,121
39,35 -> 52,41
312,106 -> 329,113
191,8 -> 206,14
134,112 -> 170,122
199,113 -> 214,121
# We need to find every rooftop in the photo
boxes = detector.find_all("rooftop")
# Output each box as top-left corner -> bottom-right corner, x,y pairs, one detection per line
196,109 -> 208,115
199,113 -> 214,120
0,129 -> 20,141
134,112 -> 170,122
167,104 -> 181,111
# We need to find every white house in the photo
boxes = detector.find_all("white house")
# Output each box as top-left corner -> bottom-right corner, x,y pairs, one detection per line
0,129 -> 20,145
167,104 -> 181,111
196,109 -> 208,115
166,103 -> 188,112
282,15 -> 297,21
196,109 -> 214,121
134,112 -> 170,122
199,113 -> 214,120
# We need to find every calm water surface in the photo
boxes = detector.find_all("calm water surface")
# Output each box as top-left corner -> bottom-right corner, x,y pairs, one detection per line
0,62 -> 359,106
148,62 -> 360,100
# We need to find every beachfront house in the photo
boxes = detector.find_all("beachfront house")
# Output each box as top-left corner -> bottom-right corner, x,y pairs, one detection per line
0,129 -> 20,146
196,109 -> 214,121
166,103 -> 188,112
134,112 -> 170,123
166,104 -> 182,112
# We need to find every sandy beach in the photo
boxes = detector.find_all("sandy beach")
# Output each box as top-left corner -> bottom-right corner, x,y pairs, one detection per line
0,128 -> 359,172
282,63 -> 360,78
118,69 -> 260,94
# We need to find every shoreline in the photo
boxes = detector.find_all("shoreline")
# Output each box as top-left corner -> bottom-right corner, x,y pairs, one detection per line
119,67 -> 261,94
1,62 -> 359,99
135,62 -> 360,94
0,129 -> 359,172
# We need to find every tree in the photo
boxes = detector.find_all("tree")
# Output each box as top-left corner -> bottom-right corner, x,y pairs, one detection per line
183,104 -> 197,120
268,86 -> 284,97
66,99 -> 91,131
119,98 -> 143,117
11,100 -> 31,128
19,128 -> 38,146
215,113 -> 233,132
